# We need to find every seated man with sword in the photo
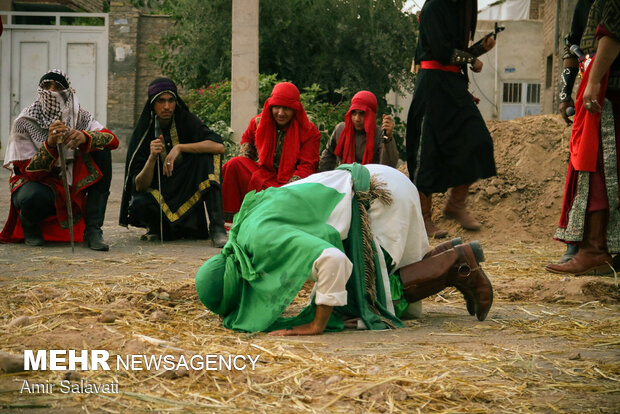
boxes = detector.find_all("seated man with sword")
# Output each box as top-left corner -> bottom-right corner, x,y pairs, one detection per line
1,70 -> 118,251
120,78 -> 228,247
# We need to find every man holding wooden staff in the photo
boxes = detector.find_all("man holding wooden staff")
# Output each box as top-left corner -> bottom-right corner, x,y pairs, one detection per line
0,70 -> 118,250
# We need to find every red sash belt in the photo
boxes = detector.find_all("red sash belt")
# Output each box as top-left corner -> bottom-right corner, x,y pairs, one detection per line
421,60 -> 461,73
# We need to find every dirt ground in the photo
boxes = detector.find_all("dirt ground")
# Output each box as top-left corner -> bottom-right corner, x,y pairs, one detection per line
0,114 -> 618,413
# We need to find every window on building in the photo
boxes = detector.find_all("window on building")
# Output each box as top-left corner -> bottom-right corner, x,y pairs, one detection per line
501,82 -> 542,120
545,54 -> 553,88
527,83 -> 541,104
503,82 -> 522,103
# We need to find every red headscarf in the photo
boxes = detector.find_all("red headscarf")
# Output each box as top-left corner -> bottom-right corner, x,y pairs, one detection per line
334,91 -> 378,165
255,82 -> 312,181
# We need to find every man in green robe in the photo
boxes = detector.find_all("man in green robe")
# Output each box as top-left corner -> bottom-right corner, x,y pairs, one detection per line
195,164 -> 493,335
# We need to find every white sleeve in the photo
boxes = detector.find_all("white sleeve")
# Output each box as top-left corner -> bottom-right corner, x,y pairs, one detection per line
311,247 -> 352,307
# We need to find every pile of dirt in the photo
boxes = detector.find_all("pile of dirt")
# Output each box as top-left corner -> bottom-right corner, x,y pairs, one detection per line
402,114 -> 573,244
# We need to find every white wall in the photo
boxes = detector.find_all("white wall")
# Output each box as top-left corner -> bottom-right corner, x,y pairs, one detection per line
471,19 -> 544,120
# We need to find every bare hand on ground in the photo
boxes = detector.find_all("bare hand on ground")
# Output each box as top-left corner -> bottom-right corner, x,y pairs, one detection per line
269,322 -> 326,336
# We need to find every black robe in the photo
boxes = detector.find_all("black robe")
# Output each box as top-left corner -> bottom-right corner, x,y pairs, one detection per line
119,99 -> 223,239
406,0 -> 496,194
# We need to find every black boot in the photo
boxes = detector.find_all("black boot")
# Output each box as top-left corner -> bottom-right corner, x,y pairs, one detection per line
20,214 -> 45,246
84,191 -> 110,251
205,189 -> 228,248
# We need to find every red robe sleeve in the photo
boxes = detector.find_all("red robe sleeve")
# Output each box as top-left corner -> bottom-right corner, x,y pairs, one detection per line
292,123 -> 321,179
239,117 -> 259,160
20,141 -> 60,182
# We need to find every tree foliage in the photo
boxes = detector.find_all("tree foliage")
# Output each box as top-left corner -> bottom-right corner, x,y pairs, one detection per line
154,0 -> 417,102
152,0 -> 232,88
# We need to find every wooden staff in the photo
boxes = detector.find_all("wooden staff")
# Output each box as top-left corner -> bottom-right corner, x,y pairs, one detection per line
57,142 -> 75,253
154,117 -> 164,244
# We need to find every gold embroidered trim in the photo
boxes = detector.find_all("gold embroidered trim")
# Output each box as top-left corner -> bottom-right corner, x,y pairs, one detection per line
158,118 -> 181,164
75,153 -> 101,191
240,142 -> 258,160
147,175 -> 215,223
26,144 -> 56,172
85,130 -> 115,150
212,154 -> 221,184
10,177 -> 26,192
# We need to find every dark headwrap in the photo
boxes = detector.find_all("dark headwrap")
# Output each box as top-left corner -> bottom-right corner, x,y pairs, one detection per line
148,77 -> 179,103
39,71 -> 70,89
334,91 -> 378,165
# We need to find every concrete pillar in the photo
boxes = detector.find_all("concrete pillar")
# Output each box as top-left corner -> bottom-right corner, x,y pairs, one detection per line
231,0 -> 259,143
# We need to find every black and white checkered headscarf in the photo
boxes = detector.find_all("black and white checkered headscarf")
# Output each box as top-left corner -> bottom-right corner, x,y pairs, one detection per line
23,69 -> 84,134
4,69 -> 101,170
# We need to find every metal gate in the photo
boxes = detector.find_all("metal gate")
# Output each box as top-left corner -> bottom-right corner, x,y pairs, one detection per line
0,11 -> 108,160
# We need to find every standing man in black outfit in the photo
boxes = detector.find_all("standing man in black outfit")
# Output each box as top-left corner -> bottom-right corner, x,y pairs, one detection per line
406,0 -> 497,239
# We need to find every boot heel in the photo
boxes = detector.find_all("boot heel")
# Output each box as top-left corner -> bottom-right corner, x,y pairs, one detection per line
450,237 -> 463,247
468,240 -> 485,263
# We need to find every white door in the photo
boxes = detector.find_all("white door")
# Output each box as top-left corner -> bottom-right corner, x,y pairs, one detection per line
60,31 -> 108,122
0,12 -> 108,161
10,30 -> 59,124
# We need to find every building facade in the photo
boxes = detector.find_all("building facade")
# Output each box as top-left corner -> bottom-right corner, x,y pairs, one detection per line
0,0 -> 169,161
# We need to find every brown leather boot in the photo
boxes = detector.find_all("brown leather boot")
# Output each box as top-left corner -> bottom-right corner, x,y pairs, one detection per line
422,237 -> 475,315
449,242 -> 493,321
546,211 -> 614,275
443,184 -> 481,230
399,242 -> 493,321
423,237 -> 462,259
420,192 -> 448,239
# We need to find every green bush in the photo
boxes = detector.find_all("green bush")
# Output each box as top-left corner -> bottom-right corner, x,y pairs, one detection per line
184,74 -> 407,162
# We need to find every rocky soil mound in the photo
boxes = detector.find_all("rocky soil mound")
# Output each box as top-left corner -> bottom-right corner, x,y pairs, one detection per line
401,114 -> 573,244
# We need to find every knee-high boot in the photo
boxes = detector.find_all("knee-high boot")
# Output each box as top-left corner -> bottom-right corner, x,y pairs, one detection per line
443,184 -> 481,230
423,237 -> 462,259
20,213 -> 45,246
420,192 -> 447,239
546,211 -> 613,275
422,237 -> 476,316
399,242 -> 493,321
205,189 -> 228,248
84,190 -> 110,251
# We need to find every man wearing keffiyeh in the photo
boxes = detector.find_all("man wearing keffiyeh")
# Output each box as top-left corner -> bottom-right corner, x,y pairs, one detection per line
318,91 -> 399,172
0,69 -> 118,250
